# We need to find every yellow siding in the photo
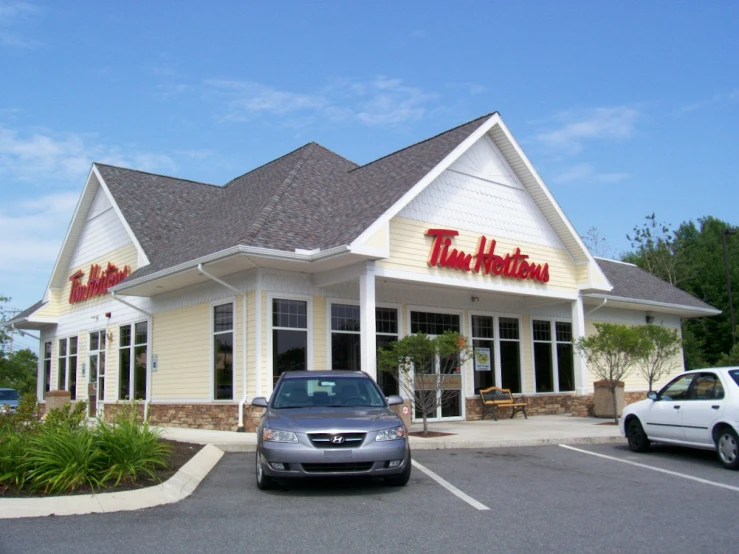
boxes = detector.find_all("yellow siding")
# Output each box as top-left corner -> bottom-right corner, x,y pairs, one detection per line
519,315 -> 534,394
58,244 -> 139,317
152,303 -> 210,400
313,297 -> 327,370
360,224 -> 388,250
575,264 -> 590,285
379,217 -> 579,293
36,290 -> 61,318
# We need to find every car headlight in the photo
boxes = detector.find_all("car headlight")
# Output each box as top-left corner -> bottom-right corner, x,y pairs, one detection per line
376,426 -> 406,442
263,428 -> 298,443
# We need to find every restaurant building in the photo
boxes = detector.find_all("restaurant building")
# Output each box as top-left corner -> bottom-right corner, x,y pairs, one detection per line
6,112 -> 719,430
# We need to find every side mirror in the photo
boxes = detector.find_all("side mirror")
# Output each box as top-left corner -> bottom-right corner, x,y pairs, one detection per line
387,395 -> 404,406
647,391 -> 658,401
251,397 -> 268,408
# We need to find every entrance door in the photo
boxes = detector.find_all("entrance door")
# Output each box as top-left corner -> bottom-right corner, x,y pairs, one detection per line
88,330 -> 106,419
410,311 -> 463,421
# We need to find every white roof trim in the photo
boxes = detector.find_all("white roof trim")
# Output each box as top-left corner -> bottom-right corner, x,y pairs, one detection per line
584,293 -> 721,316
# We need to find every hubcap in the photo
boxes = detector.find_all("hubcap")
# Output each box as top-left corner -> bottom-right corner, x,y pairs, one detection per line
718,434 -> 737,463
256,452 -> 263,482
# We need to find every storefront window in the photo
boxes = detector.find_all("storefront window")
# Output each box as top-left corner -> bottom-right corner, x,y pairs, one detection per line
43,341 -> 51,399
331,304 -> 360,370
376,307 -> 399,396
533,320 -> 575,393
273,299 -> 307,384
57,338 -> 67,391
213,303 -> 234,400
499,317 -> 521,394
472,315 -> 495,393
119,322 -> 147,401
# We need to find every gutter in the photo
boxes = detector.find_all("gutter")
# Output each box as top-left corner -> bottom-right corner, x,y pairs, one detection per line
197,264 -> 249,432
110,292 -> 154,422
583,293 -> 721,316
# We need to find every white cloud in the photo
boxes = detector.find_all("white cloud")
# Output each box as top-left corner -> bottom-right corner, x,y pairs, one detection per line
0,124 -> 177,183
204,76 -> 438,127
533,106 -> 639,155
678,90 -> 739,113
0,1 -> 41,48
552,163 -> 629,185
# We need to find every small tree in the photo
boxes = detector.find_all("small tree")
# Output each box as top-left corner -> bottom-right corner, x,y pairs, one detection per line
574,323 -> 651,424
636,324 -> 682,391
378,331 -> 471,435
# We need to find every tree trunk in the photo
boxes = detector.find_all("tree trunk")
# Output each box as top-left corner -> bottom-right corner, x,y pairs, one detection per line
611,388 -> 619,426
422,411 -> 428,435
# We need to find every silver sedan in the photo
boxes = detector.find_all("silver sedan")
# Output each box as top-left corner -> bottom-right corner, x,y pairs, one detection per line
251,371 -> 411,490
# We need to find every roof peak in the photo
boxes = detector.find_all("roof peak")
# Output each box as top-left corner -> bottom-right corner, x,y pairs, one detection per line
94,162 -> 219,188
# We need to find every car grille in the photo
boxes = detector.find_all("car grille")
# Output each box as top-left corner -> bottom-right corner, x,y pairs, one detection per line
301,462 -> 374,473
308,432 -> 366,449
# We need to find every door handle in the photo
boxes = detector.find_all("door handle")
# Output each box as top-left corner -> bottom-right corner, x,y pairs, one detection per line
673,405 -> 680,410
712,405 -> 720,410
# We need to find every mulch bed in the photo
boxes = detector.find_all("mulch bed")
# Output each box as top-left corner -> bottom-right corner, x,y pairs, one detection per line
0,439 -> 203,498
408,431 -> 456,438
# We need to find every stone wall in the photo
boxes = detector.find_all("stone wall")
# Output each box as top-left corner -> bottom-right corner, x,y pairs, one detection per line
104,403 -> 265,432
465,390 -> 650,420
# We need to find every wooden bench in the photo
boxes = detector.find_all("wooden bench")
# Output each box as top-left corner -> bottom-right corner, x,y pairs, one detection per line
479,387 -> 528,421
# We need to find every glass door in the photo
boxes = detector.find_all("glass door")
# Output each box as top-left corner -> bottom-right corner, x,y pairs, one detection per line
88,331 -> 106,418
410,311 -> 462,421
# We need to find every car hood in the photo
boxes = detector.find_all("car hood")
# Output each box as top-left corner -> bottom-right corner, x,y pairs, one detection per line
264,407 -> 403,433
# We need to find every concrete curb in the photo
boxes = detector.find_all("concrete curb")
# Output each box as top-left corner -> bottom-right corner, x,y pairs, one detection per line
0,444 -> 224,520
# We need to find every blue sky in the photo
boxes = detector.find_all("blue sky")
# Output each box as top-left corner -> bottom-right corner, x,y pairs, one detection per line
1,1 -> 738,352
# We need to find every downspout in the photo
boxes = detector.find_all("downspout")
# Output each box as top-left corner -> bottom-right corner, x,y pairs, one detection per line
197,264 -> 249,432
110,292 -> 154,422
585,298 -> 608,317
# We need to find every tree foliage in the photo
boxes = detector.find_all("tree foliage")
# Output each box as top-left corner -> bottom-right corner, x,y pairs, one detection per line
378,331 -> 471,435
623,215 -> 739,367
574,323 -> 651,424
581,227 -> 616,259
635,324 -> 682,391
0,348 -> 38,394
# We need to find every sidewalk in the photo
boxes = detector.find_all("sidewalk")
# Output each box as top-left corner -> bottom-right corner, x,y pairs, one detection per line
1,415 -> 624,519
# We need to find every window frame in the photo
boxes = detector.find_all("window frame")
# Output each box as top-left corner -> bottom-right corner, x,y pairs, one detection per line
42,340 -> 52,400
57,336 -> 78,399
118,319 -> 149,401
328,301 -> 361,371
467,311 -> 524,396
530,318 -> 575,394
268,293 -> 313,392
89,329 -> 106,403
211,298 -> 236,402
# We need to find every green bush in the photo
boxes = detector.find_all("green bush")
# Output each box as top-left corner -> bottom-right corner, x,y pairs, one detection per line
24,426 -> 107,494
0,392 -> 42,435
95,407 -> 171,486
44,400 -> 87,431
0,430 -> 30,490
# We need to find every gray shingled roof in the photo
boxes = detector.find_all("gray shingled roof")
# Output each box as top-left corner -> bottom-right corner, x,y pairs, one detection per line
105,113 -> 493,281
593,259 -> 718,312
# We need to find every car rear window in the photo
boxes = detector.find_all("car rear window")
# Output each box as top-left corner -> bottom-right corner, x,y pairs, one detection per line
730,370 -> 739,387
0,390 -> 19,401
272,377 -> 385,409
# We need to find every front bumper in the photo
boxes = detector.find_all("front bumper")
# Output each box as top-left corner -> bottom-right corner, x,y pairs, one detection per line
259,438 -> 409,478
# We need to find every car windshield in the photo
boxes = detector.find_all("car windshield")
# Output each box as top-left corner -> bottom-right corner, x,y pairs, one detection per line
272,377 -> 386,409
729,370 -> 739,387
0,390 -> 19,401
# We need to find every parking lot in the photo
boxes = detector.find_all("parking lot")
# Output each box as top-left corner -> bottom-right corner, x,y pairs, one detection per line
2,443 -> 738,554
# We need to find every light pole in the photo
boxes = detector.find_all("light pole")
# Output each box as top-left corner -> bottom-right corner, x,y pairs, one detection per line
723,228 -> 738,346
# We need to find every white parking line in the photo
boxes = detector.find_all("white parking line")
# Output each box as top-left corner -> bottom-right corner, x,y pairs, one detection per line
411,459 -> 490,510
560,444 -> 739,493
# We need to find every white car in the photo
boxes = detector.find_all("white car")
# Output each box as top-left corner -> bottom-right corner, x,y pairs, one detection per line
620,367 -> 739,469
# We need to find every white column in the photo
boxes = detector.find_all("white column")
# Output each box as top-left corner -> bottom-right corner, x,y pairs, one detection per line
359,261 -> 377,380
571,296 -> 589,395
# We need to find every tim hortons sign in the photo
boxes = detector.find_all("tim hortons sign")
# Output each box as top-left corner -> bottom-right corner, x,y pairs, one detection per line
425,228 -> 550,283
68,262 -> 131,304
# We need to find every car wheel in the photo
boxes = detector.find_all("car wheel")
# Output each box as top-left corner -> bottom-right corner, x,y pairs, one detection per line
716,427 -> 739,470
627,418 -> 650,453
384,452 -> 412,486
256,450 -> 276,490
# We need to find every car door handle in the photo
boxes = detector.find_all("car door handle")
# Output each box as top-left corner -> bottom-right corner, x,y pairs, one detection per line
712,405 -> 720,410
673,405 -> 680,410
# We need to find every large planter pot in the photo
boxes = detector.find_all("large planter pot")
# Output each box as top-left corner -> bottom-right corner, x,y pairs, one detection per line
593,380 -> 624,418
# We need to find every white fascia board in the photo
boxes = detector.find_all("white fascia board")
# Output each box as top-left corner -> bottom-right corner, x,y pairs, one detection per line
92,164 -> 151,268
113,244 -> 352,292
349,113 -> 501,250
583,293 -> 722,316
491,118 -> 612,290
375,266 -> 579,301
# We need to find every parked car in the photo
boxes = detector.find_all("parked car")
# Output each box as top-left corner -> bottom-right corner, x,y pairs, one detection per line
251,370 -> 411,490
620,367 -> 739,469
0,388 -> 20,414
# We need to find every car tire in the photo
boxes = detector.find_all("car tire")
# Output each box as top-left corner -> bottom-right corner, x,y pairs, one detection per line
384,452 -> 412,486
716,427 -> 739,470
256,450 -> 276,490
627,418 -> 650,453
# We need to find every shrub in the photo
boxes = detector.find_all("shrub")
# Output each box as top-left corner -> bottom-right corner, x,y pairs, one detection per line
95,404 -> 171,486
44,400 -> 88,431
0,430 -> 31,490
24,426 -> 107,494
